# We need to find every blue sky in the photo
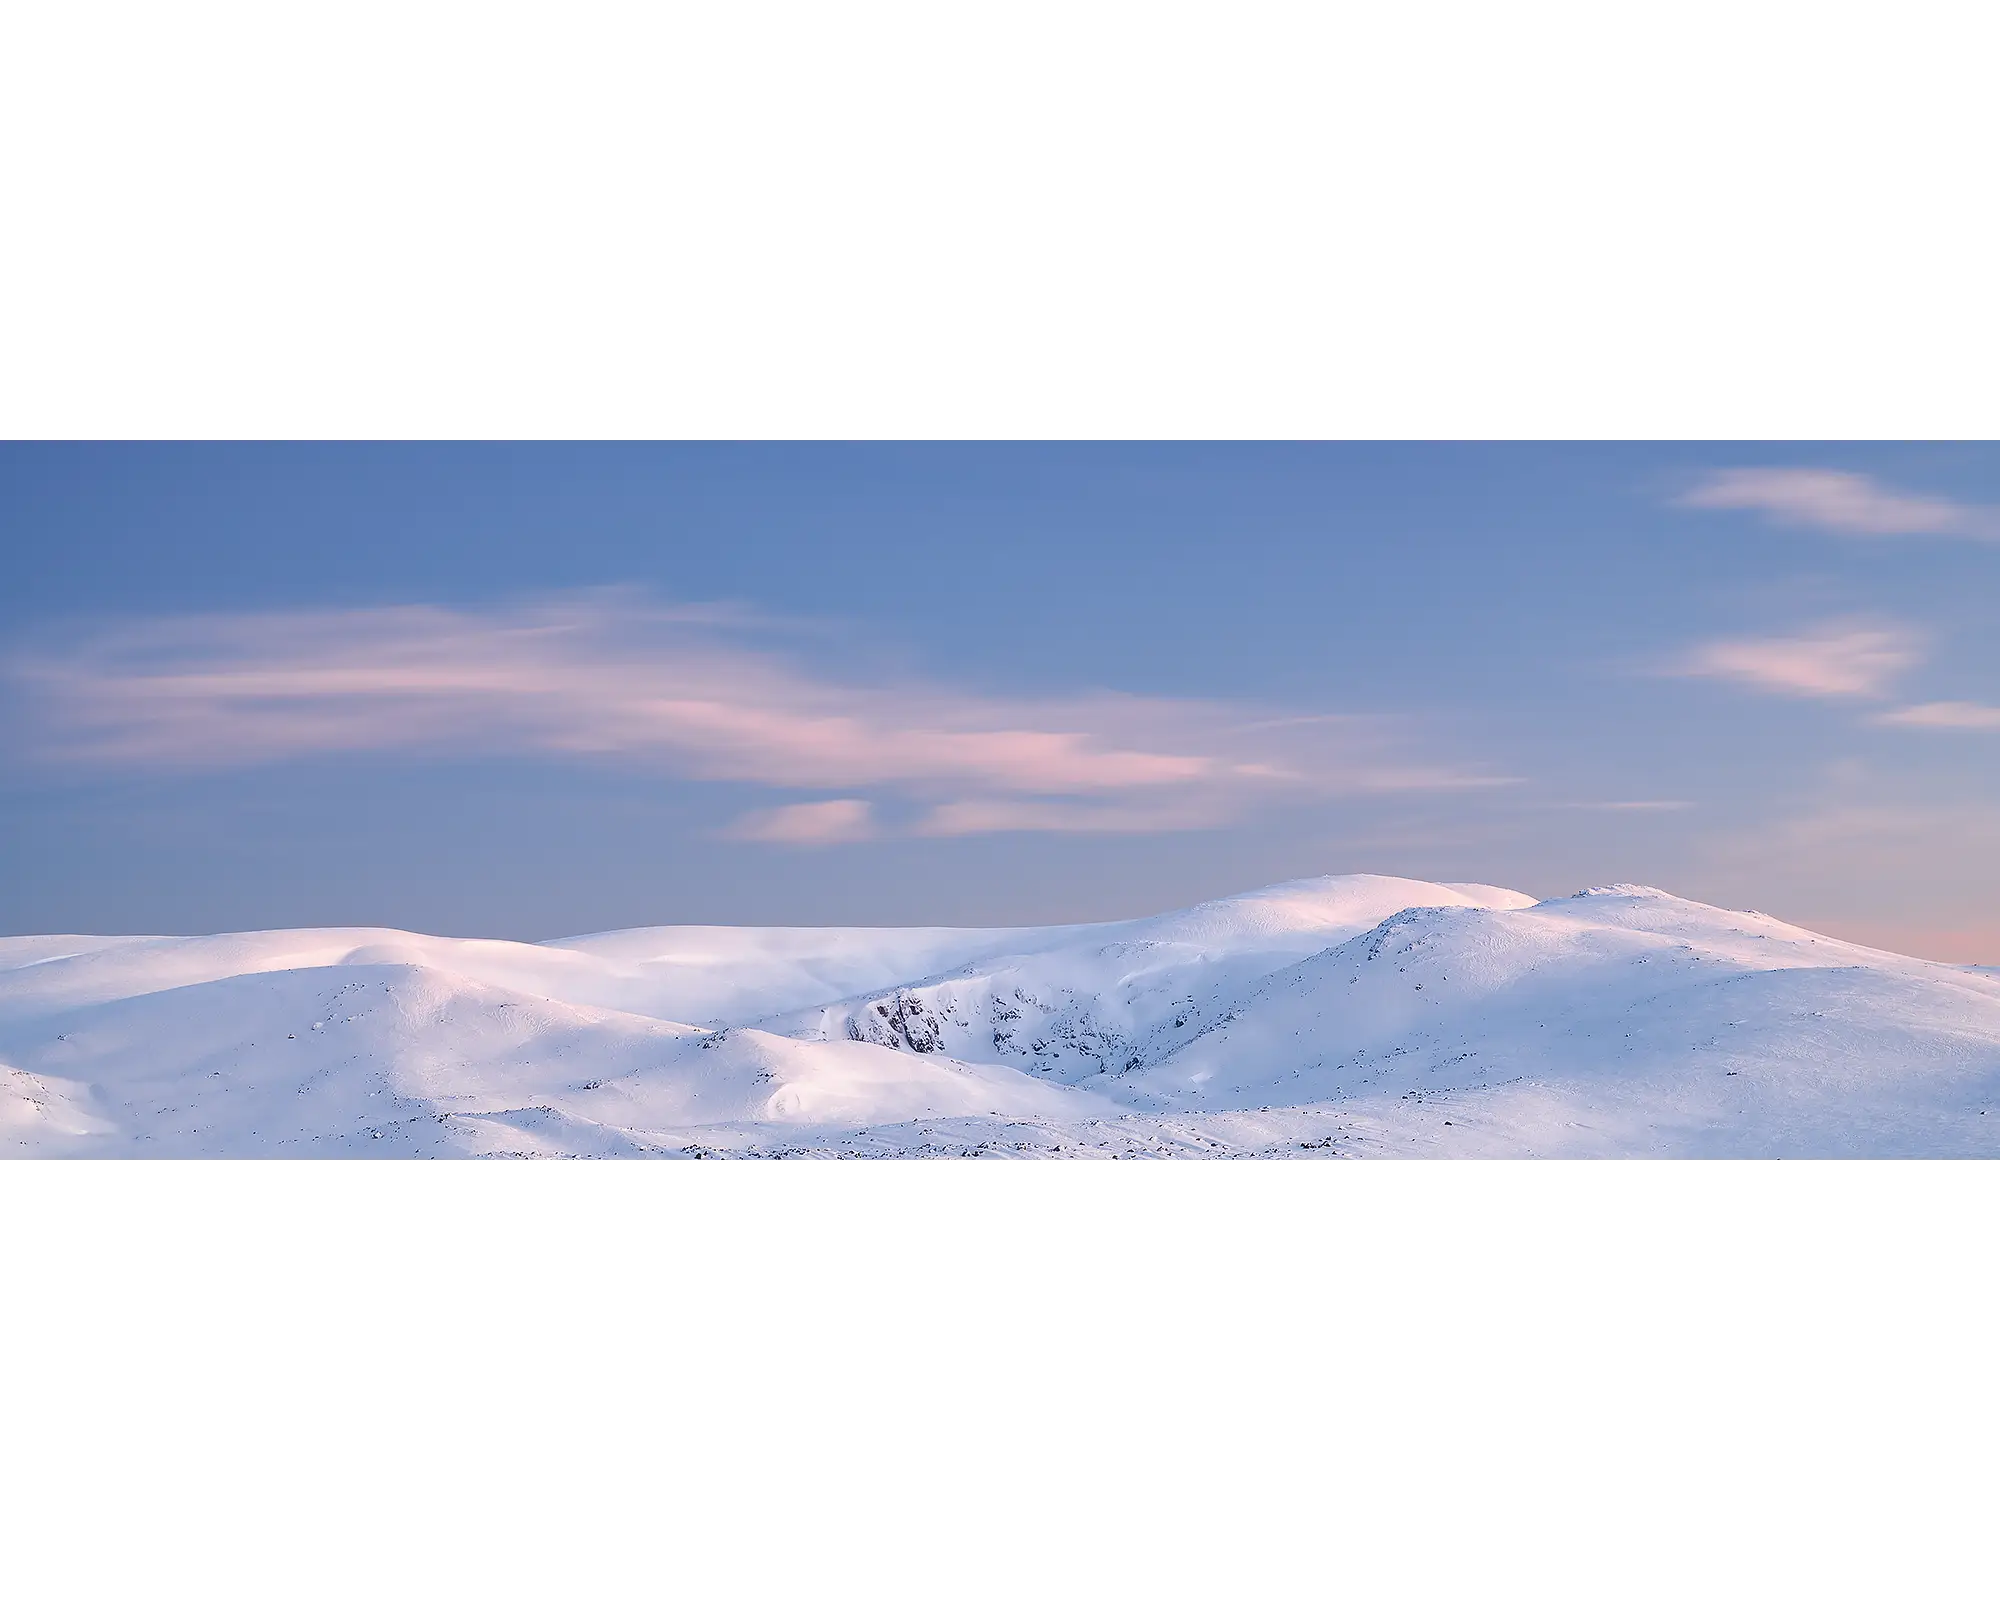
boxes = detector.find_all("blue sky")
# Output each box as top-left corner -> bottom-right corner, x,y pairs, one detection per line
5,442 -> 2000,957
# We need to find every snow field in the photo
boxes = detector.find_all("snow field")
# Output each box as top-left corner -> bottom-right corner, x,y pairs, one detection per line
5,875 -> 1997,1157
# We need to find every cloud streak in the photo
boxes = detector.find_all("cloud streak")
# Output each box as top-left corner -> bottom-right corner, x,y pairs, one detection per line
1553,800 -> 1692,812
7,594 -> 1504,841
1668,623 -> 1922,700
1876,701 -> 2000,730
725,798 -> 879,844
1677,468 -> 1997,539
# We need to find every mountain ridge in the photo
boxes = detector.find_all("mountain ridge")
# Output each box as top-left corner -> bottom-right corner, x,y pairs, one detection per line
4,874 -> 1996,1158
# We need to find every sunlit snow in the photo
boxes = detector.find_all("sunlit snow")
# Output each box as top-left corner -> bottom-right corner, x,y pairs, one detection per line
6,875 -> 1998,1157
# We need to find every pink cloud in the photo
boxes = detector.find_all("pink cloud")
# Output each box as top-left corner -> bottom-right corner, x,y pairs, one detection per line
1670,623 -> 1922,700
1677,468 -> 1987,538
914,796 -> 1236,836
9,594 -> 1502,840
725,799 -> 878,844
1555,800 -> 1692,812
1876,701 -> 2000,730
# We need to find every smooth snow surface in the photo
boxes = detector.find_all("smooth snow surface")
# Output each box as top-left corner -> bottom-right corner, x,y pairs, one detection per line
5,874 -> 1998,1157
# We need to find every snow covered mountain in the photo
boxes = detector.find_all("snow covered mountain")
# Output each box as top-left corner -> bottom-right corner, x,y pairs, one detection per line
5,874 -> 1998,1157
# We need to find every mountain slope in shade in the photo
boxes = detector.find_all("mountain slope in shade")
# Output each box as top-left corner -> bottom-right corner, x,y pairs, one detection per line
3,876 -> 1997,1158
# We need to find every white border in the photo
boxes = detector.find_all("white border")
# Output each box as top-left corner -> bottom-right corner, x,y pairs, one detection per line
3,3 -> 1996,438
8,1160 -> 1995,1593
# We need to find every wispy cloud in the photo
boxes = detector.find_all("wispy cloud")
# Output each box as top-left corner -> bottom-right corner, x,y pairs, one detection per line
1677,468 -> 1995,538
6,593 -> 1504,841
1875,701 -> 2000,730
724,798 -> 879,844
1668,622 -> 1922,700
914,797 -> 1234,836
1553,799 -> 1693,812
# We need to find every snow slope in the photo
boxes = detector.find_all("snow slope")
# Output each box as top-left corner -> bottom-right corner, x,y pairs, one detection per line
4,875 -> 1998,1157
